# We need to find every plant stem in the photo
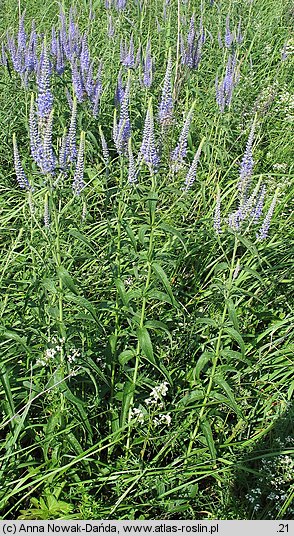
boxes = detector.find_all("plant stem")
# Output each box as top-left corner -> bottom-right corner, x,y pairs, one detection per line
126,172 -> 156,451
186,235 -> 238,460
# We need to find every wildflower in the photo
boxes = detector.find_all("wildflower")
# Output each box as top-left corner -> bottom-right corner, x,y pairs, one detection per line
29,93 -> 43,166
232,260 -> 241,280
113,76 -> 131,154
80,33 -> 91,74
183,138 -> 205,191
59,128 -> 68,170
107,14 -> 115,38
91,63 -> 103,117
225,15 -> 233,48
181,14 -> 203,69
252,184 -> 266,222
256,192 -> 278,240
122,36 -> 135,68
238,120 -> 256,200
159,52 -> 173,127
36,41 -> 53,118
99,126 -> 110,166
143,39 -> 153,88
71,60 -> 84,103
150,381 -> 169,400
116,0 -> 127,10
130,407 -> 144,424
13,134 -> 32,190
114,70 -> 125,107
171,105 -> 194,171
236,19 -> 243,44
72,131 -> 86,195
139,99 -> 160,171
128,138 -> 137,183
42,109 -> 56,174
67,97 -> 78,163
216,53 -> 239,111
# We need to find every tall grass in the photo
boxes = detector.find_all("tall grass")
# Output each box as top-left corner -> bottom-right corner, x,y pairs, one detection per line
0,0 -> 293,521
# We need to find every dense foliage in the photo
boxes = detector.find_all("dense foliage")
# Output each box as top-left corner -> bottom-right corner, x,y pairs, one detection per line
0,0 -> 293,520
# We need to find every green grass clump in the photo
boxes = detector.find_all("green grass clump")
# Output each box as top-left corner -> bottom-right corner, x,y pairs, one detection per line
0,0 -> 293,521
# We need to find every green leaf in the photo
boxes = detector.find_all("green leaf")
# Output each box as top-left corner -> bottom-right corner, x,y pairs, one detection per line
68,229 -> 96,253
137,326 -> 154,362
42,278 -> 57,294
118,349 -> 136,366
145,191 -> 158,216
0,328 -> 28,349
152,262 -> 179,308
201,419 -> 216,462
123,223 -> 137,251
138,224 -> 149,245
196,317 -> 218,328
214,376 -> 243,418
147,289 -> 173,305
224,327 -> 246,357
57,267 -> 78,295
159,223 -> 187,251
226,299 -> 239,331
114,278 -> 129,306
195,352 -> 212,380
64,294 -> 102,330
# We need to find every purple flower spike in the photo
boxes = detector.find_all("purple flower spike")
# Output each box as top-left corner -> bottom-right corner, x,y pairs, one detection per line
171,106 -> 194,171
238,120 -> 256,200
139,99 -> 160,171
113,76 -> 131,154
36,42 -> 53,118
80,33 -> 91,74
29,93 -> 43,166
183,138 -> 204,191
1,43 -> 7,67
159,53 -> 173,127
13,134 -> 32,190
107,15 -> 115,38
99,126 -> 110,166
128,139 -> 137,183
67,97 -> 78,163
42,110 -> 56,174
225,15 -> 233,48
256,192 -> 278,240
17,11 -> 27,53
72,60 -> 85,103
252,184 -> 266,222
236,19 -> 243,44
143,39 -> 153,88
115,70 -> 125,107
122,36 -> 135,68
116,0 -> 127,10
73,131 -> 86,195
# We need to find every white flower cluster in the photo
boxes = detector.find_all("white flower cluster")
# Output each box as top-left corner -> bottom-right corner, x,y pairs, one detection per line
129,407 -> 144,424
67,348 -> 81,363
153,413 -> 171,427
273,162 -> 287,171
130,382 -> 172,428
36,336 -> 65,366
245,442 -> 294,518
145,381 -> 169,406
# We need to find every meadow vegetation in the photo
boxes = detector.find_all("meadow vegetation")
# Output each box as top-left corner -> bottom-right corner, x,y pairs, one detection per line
0,0 -> 293,520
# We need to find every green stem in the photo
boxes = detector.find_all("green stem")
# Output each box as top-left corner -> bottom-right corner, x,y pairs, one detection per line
126,172 -> 156,451
109,162 -> 124,431
186,235 -> 238,460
